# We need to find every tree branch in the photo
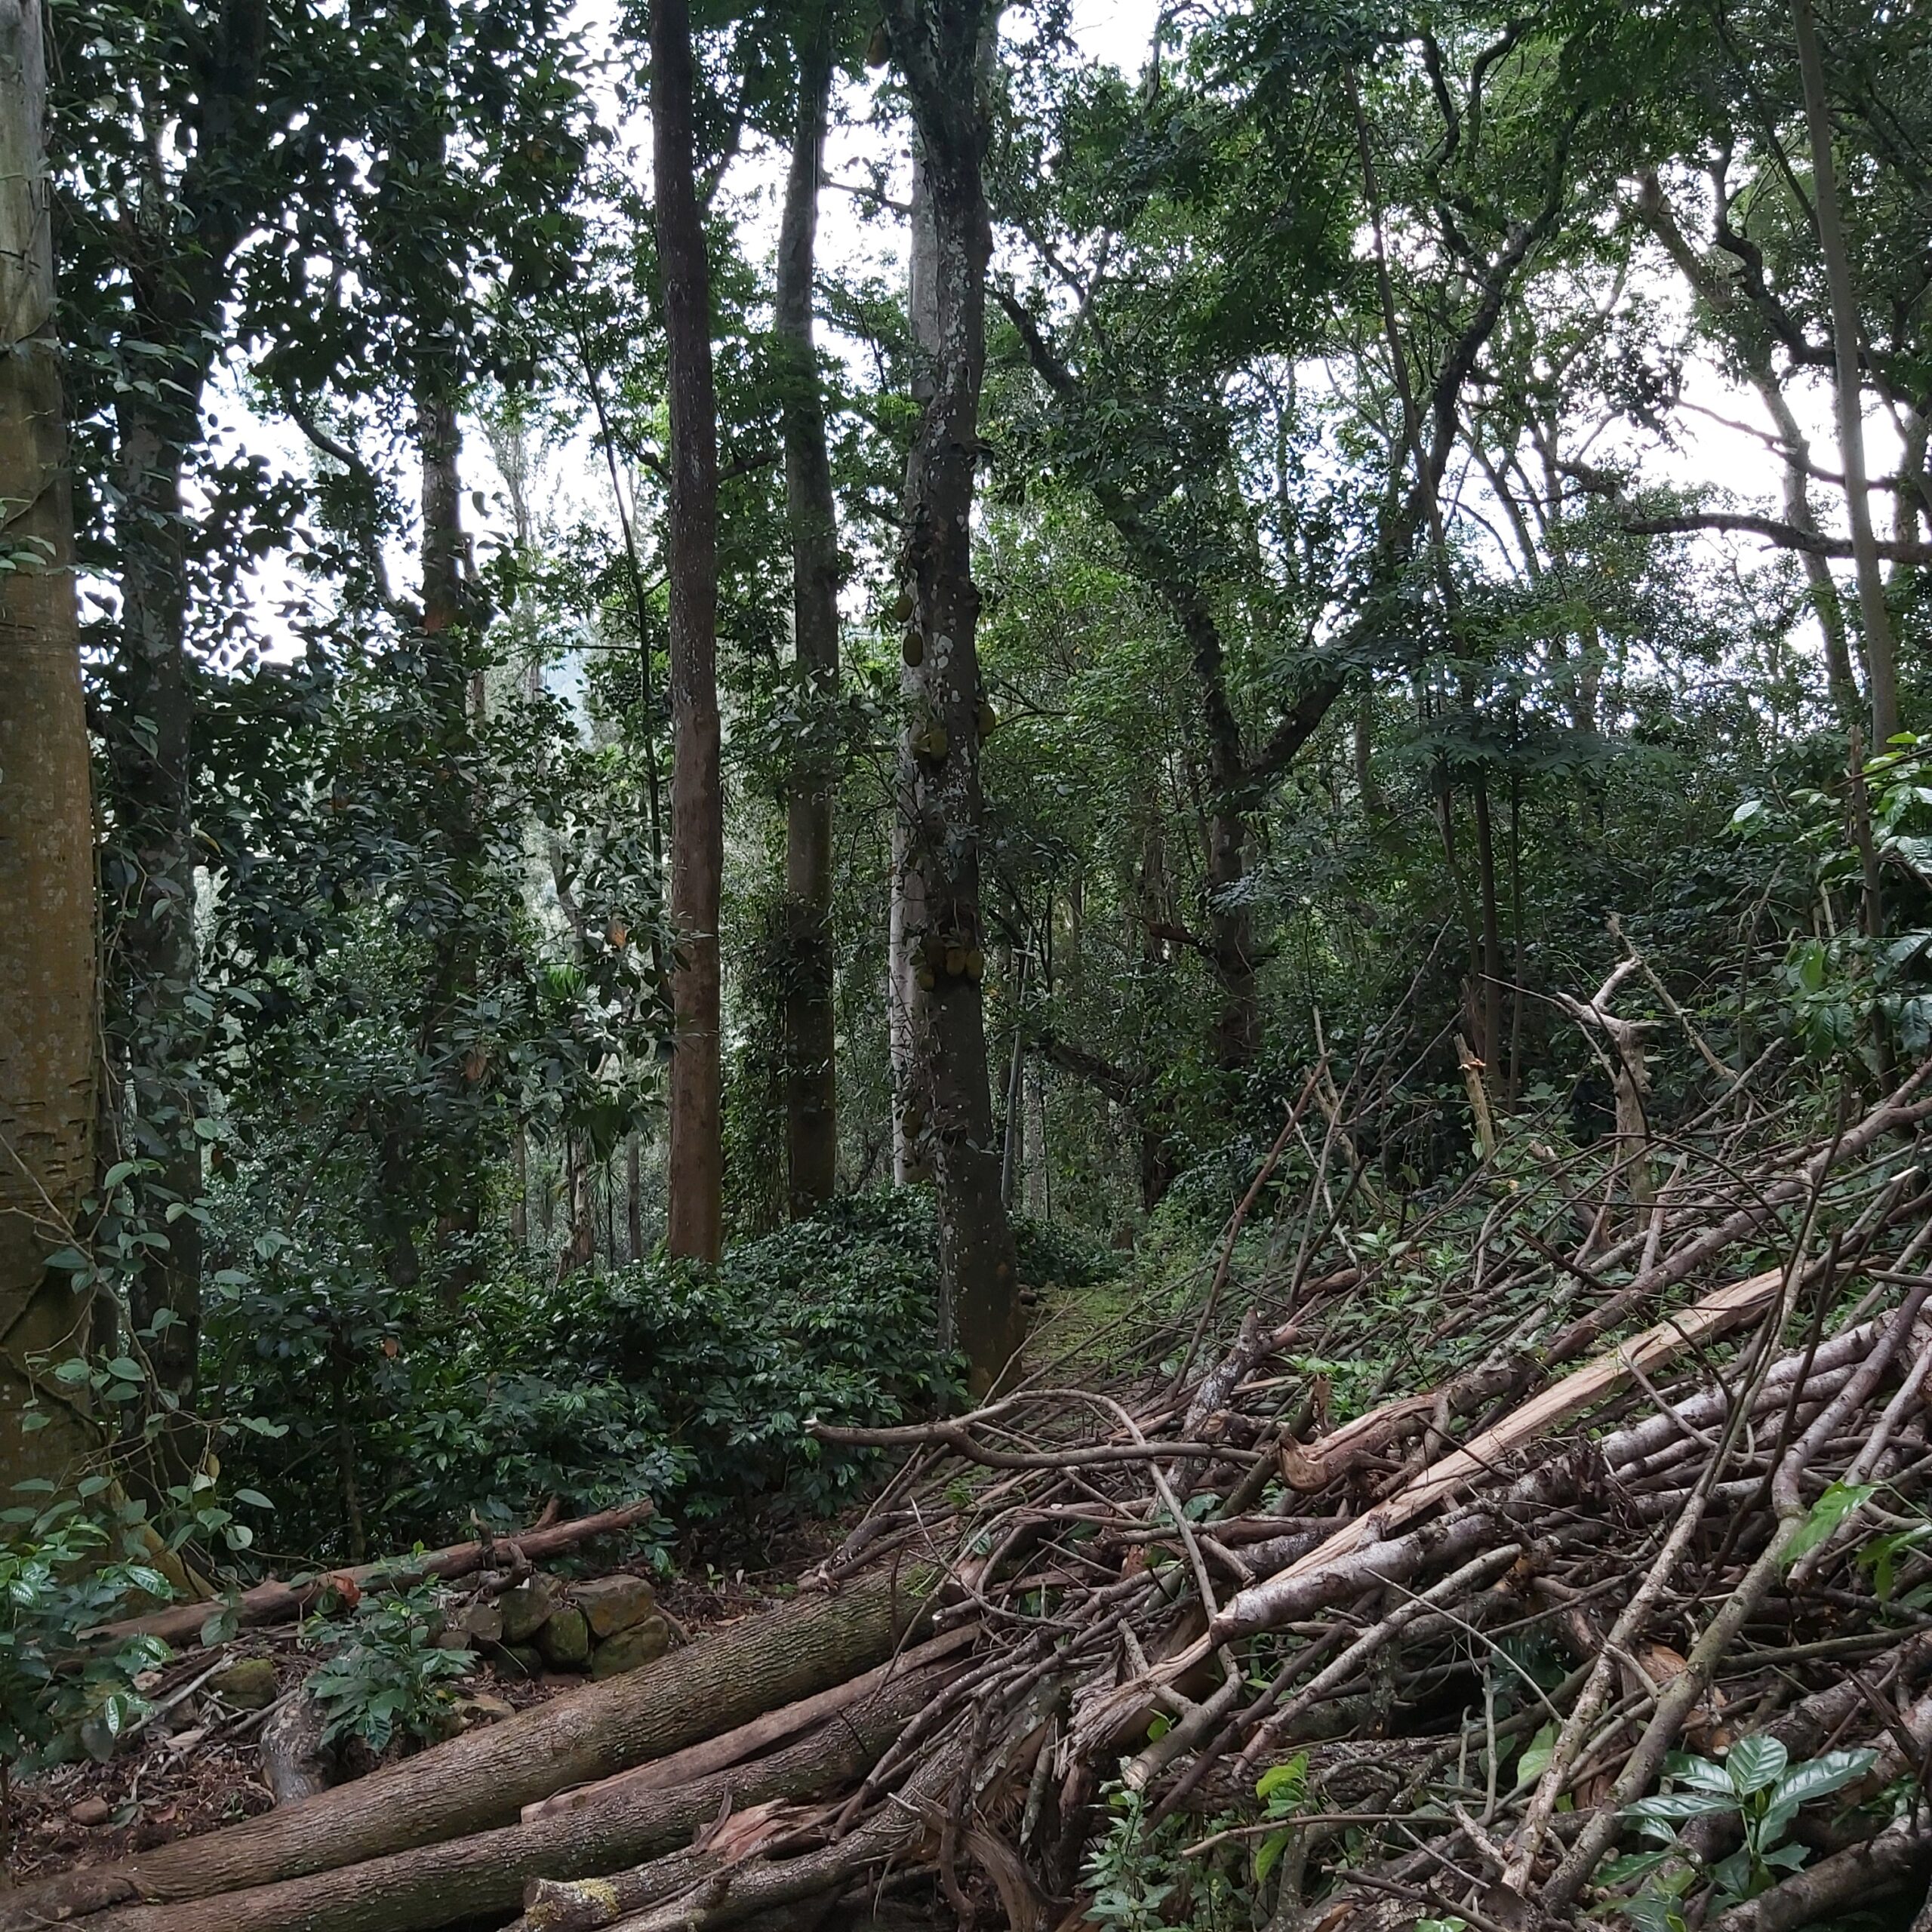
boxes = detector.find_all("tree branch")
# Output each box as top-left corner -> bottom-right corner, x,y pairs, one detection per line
1623,510 -> 1932,563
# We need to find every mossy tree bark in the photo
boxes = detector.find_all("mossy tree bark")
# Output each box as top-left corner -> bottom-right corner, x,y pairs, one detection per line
778,14 -> 841,1219
0,0 -> 96,1491
882,0 -> 1024,1395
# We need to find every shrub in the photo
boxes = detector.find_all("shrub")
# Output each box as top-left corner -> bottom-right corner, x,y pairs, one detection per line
205,1189 -> 960,1558
0,1497 -> 171,1789
303,1582 -> 473,1753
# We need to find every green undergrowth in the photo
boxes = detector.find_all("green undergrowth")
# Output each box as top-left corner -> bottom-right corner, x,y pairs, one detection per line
203,1189 -> 1118,1567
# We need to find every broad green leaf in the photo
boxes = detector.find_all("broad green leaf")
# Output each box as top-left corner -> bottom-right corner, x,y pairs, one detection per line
1784,1482 -> 1879,1565
1770,1749 -> 1875,1810
1725,1735 -> 1789,1797
1515,1720 -> 1559,1789
1253,1826 -> 1293,1884
1663,1752 -> 1733,1795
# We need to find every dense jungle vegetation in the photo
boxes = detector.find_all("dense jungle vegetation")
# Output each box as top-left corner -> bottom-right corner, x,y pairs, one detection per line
4,0 -> 1932,1921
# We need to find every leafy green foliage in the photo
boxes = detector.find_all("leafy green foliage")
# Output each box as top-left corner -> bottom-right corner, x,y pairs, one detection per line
1250,1753 -> 1311,1885
1731,741 -> 1932,1070
0,1501 -> 171,1777
1611,1737 -> 1876,1924
208,1191 -> 958,1557
303,1583 -> 473,1755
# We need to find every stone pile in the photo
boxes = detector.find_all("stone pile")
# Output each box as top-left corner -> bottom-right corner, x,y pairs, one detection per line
446,1571 -> 675,1681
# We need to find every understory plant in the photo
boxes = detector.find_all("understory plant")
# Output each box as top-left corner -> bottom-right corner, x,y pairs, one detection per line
1610,1735 -> 1875,1927
0,1495 -> 171,1854
206,1189 -> 962,1558
303,1581 -> 473,1755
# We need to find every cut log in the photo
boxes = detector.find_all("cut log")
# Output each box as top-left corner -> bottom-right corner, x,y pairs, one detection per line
75,1666 -> 942,1932
2,1571 -> 932,1930
589,1734 -> 968,1932
1218,1263 -> 1789,1632
88,1500 -> 657,1651
525,1624 -> 978,1820
260,1693 -> 331,1807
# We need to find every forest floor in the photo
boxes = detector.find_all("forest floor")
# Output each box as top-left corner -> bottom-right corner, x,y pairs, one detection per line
17,1071 -> 1932,1932
8,1273 -> 1126,1897
12,1563 -> 779,1886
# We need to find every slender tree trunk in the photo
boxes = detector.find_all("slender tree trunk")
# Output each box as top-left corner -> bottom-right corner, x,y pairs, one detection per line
512,1128 -> 529,1251
112,395 -> 205,1463
1752,371 -> 1862,721
891,143 -> 940,1192
653,0 -> 724,1263
1792,0 -> 1900,746
888,815 -> 928,1185
1172,594 -> 1259,1069
0,0 -> 96,1490
882,0 -> 1023,1394
415,388 -> 485,1293
1471,771 -> 1504,1075
558,1138 -> 595,1281
999,946 -> 1027,1212
626,1132 -> 643,1262
1506,773 -> 1524,1107
778,20 -> 840,1220
1894,408 -> 1928,585
1025,1061 -> 1049,1219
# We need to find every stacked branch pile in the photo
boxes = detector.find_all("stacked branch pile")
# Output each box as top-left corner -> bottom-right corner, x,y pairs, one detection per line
14,1056 -> 1932,1932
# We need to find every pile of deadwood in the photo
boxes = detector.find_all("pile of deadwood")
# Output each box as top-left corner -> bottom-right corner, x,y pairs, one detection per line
17,1060 -> 1932,1932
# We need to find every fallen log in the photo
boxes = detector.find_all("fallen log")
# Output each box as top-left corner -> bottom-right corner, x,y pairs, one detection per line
525,1624 -> 978,1821
534,1732 -> 974,1932
88,1498 -> 657,1651
2,1570 -> 932,1930
1707,1816 -> 1932,1931
75,1666 -> 944,1932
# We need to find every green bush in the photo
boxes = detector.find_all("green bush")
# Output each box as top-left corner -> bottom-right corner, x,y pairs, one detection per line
205,1189 -> 959,1560
303,1581 -> 473,1754
1011,1211 -> 1123,1290
0,1497 -> 171,1786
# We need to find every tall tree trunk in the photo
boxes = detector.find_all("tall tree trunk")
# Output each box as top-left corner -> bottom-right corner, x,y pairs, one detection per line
415,387 -> 485,1294
0,0 -> 96,1490
882,0 -> 1023,1394
626,1131 -> 644,1262
97,2 -> 272,1472
1792,0 -> 1900,746
653,0 -> 724,1263
778,20 -> 840,1220
891,142 -> 940,1192
1471,772 -> 1504,1075
558,1138 -> 595,1281
112,395 -> 205,1463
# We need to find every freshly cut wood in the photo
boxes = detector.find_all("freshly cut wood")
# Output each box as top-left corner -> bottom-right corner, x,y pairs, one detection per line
1,1571 -> 931,1930
75,1671 -> 938,1932
573,1733 -> 970,1932
88,1500 -> 657,1650
1138,1265 -> 1787,1679
1258,1264 -> 1784,1591
525,1624 -> 977,1820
